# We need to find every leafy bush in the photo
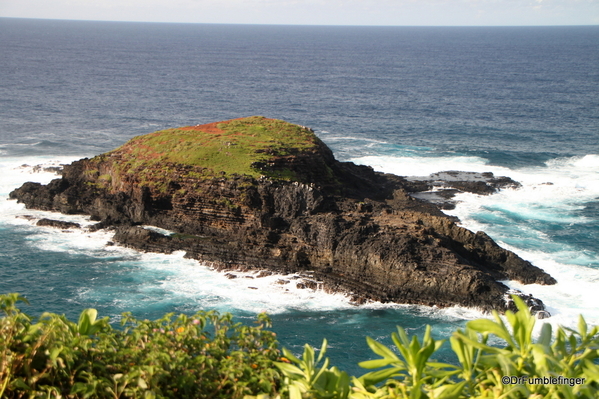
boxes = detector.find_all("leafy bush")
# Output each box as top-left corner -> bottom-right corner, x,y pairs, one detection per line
0,293 -> 280,398
2,294 -> 598,399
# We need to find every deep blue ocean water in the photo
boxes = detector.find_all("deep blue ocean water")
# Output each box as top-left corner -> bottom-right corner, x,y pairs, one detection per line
1,18 -> 598,374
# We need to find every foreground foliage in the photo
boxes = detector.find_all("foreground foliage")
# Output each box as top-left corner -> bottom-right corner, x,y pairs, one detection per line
0,293 -> 280,398
261,297 -> 599,399
1,294 -> 598,398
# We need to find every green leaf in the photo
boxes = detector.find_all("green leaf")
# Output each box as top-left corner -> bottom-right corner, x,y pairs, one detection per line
582,359 -> 599,381
532,344 -> 554,375
578,315 -> 588,340
316,338 -> 328,363
288,384 -> 303,399
302,344 -> 315,371
11,378 -> 31,391
274,362 -> 304,378
0,293 -> 29,315
312,357 -> 331,385
427,362 -> 458,370
282,347 -> 301,365
568,334 -> 578,352
358,358 -> 396,369
359,367 -> 403,386
509,295 -> 531,316
466,318 -> 514,346
138,377 -> 148,389
453,330 -> 504,354
77,308 -> 97,335
396,326 -> 410,347
449,336 -> 469,368
49,346 -> 63,362
428,381 -> 467,399
366,336 -> 399,361
537,322 -> 553,349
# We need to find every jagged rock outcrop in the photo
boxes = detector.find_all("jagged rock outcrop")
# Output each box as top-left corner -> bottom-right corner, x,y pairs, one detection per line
9,116 -> 556,314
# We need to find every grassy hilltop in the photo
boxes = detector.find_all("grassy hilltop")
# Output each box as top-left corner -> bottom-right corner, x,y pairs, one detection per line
106,116 -> 325,180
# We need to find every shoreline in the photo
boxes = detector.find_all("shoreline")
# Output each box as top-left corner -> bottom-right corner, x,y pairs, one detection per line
7,118 -> 557,316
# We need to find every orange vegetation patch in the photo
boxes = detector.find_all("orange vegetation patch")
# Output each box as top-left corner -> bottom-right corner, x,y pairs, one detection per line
180,117 -> 278,136
180,121 -> 226,135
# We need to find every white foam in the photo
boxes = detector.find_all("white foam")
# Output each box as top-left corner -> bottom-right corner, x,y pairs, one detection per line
128,257 -> 359,314
501,245 -> 599,325
443,154 -> 599,257
95,251 -> 492,318
0,157 -> 75,196
25,222 -> 129,257
351,154 -> 493,177
0,156 -> 134,259
324,135 -> 391,145
440,156 -> 599,330
1,202 -> 136,260
0,156 -> 80,223
142,225 -> 176,236
352,153 -> 599,201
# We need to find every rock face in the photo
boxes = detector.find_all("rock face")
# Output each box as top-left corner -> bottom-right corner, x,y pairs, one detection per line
9,116 -> 556,314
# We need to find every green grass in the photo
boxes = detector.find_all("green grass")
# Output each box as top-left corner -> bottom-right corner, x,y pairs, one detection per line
104,116 -> 321,180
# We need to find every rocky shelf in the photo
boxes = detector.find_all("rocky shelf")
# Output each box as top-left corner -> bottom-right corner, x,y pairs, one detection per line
9,116 -> 556,317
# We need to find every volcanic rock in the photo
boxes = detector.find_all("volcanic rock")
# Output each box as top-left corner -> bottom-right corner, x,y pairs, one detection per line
9,116 -> 556,315
36,218 -> 81,229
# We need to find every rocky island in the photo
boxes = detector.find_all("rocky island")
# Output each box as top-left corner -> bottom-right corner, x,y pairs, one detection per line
10,116 -> 555,316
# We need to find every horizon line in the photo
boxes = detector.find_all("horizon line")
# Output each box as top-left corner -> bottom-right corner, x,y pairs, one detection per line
2,16 -> 598,29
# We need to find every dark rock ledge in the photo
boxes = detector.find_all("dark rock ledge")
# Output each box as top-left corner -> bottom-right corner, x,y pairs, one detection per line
8,117 -> 556,317
35,218 -> 81,230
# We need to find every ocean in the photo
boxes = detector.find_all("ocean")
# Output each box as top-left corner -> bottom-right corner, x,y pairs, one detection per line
1,18 -> 598,373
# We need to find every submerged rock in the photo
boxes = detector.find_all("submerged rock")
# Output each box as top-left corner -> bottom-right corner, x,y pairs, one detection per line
9,116 -> 555,314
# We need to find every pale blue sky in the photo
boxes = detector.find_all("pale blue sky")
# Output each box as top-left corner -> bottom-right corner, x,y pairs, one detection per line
1,0 -> 598,26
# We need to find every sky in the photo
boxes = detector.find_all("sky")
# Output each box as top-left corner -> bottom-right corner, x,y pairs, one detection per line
0,0 -> 598,26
